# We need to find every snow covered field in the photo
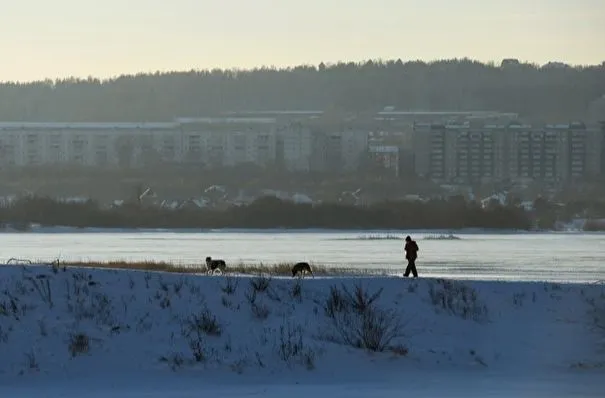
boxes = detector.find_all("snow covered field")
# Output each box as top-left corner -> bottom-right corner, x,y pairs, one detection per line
0,264 -> 604,397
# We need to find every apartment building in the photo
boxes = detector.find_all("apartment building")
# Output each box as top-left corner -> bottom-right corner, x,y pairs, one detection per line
278,122 -> 315,172
0,118 -> 279,169
505,122 -> 602,182
413,121 -> 603,184
0,118 -> 371,172
303,129 -> 368,173
324,129 -> 369,172
367,145 -> 400,177
0,122 -> 181,168
178,117 -> 277,168
413,123 -> 458,181
276,122 -> 370,173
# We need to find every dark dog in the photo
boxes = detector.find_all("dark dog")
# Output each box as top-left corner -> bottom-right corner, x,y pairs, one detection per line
205,256 -> 226,275
292,262 -> 313,278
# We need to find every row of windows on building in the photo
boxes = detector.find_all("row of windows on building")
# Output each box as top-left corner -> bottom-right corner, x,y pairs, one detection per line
413,123 -> 604,183
2,120 -> 604,183
0,126 -> 369,172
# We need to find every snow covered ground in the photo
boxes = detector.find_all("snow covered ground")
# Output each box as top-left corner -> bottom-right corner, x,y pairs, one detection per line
0,264 -> 603,397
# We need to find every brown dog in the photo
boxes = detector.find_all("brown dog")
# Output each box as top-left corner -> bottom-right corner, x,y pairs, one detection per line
291,262 -> 313,278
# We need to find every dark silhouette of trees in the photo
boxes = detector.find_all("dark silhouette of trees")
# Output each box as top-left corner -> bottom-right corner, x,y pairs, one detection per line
0,59 -> 603,123
0,195 -> 532,230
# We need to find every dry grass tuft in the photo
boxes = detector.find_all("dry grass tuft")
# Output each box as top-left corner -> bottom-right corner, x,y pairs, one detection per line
62,260 -> 194,274
55,260 -> 390,277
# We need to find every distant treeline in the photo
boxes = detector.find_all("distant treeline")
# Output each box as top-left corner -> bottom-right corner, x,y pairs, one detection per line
1,59 -> 604,122
0,196 -> 532,230
532,197 -> 605,231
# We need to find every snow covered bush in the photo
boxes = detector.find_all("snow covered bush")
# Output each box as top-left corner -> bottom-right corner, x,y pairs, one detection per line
587,290 -> 605,332
68,332 -> 90,357
323,283 -> 405,352
182,308 -> 222,338
428,279 -> 489,323
25,275 -> 53,308
276,319 -> 316,370
64,272 -> 116,327
180,307 -> 223,362
244,284 -> 272,320
250,274 -> 272,293
291,279 -> 302,302
220,276 -> 239,295
251,302 -> 271,320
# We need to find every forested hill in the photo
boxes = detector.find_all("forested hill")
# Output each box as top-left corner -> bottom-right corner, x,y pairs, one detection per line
1,59 -> 604,123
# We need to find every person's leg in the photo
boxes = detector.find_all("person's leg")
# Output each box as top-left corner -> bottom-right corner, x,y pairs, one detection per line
404,259 -> 411,277
409,258 -> 418,277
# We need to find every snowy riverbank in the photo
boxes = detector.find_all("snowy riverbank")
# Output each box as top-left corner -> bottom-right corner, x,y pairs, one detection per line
0,264 -> 603,397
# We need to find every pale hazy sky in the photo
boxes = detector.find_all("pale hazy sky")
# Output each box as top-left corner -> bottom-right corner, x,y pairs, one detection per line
2,0 -> 603,82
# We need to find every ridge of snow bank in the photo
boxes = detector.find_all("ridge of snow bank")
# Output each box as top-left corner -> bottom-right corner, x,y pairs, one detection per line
0,264 -> 603,396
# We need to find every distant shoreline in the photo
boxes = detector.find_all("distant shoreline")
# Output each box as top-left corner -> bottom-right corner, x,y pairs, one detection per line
0,224 -> 593,235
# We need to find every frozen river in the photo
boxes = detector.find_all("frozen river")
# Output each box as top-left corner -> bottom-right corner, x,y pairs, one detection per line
1,229 -> 604,283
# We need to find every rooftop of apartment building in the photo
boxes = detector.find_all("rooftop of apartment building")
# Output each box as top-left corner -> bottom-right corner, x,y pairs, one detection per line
0,122 -> 180,130
222,109 -> 516,117
0,109 -> 594,133
413,120 -> 596,131
175,117 -> 277,124
222,109 -> 520,123
377,110 -> 518,117
0,118 -> 279,132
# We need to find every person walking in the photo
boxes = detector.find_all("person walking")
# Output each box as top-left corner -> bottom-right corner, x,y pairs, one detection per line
403,235 -> 419,278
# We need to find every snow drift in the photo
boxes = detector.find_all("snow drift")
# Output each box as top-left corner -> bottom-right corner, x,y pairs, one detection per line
0,264 -> 603,397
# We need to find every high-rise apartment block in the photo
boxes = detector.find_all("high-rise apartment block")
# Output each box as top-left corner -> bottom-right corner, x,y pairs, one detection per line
413,121 -> 603,184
